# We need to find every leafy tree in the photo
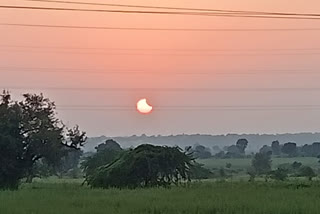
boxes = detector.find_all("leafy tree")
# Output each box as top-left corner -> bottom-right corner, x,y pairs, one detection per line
0,94 -> 24,189
56,148 -> 83,178
189,162 -> 212,180
95,139 -> 122,153
282,142 -> 297,157
225,145 -> 241,158
225,163 -> 232,169
81,140 -> 123,179
270,168 -> 288,181
219,167 -> 226,178
292,161 -> 302,170
271,141 -> 281,156
0,92 -> 86,189
214,151 -> 225,158
85,144 -> 194,188
212,145 -> 222,155
251,152 -> 272,175
236,139 -> 248,154
247,168 -> 256,182
301,143 -> 320,157
297,166 -> 316,181
259,145 -> 272,154
191,144 -> 212,159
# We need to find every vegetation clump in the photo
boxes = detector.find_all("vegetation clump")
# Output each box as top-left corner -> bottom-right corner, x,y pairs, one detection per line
85,144 -> 194,188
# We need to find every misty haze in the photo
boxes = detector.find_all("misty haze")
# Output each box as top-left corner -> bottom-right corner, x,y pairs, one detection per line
1,0 -> 320,213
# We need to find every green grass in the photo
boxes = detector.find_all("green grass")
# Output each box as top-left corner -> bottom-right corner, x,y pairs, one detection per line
2,180 -> 320,214
199,157 -> 319,170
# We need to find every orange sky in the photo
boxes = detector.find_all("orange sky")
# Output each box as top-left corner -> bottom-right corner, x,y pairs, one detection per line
1,0 -> 320,136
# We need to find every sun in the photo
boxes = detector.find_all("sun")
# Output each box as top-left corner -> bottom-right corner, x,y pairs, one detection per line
137,98 -> 153,114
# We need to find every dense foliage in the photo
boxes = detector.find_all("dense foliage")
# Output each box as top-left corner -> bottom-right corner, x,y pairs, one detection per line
85,144 -> 194,188
0,92 -> 86,189
82,139 -> 123,180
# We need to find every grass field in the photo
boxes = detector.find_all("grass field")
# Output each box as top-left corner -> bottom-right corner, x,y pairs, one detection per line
1,180 -> 320,214
199,157 -> 319,170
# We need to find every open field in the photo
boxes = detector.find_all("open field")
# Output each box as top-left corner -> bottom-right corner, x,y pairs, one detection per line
1,180 -> 320,214
199,157 -> 319,170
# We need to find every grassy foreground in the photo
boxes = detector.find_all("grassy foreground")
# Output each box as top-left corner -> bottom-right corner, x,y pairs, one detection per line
1,180 -> 320,214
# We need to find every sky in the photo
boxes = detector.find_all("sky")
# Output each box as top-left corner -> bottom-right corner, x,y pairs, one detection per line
1,0 -> 320,137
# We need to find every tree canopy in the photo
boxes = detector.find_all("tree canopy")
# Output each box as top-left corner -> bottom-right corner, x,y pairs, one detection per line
85,144 -> 194,189
0,91 -> 86,189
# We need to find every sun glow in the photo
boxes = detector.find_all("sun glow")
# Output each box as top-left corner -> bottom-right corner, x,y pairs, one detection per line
137,98 -> 153,114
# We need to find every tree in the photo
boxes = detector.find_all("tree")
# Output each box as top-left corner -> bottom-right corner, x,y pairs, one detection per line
0,92 -> 86,189
189,162 -> 212,180
297,166 -> 316,181
301,143 -> 320,157
259,145 -> 272,154
82,140 -> 123,179
282,142 -> 297,157
85,144 -> 194,189
292,161 -> 302,170
236,139 -> 248,154
271,141 -> 281,156
191,144 -> 211,159
270,168 -> 288,181
251,152 -> 272,175
0,93 -> 25,189
95,139 -> 122,153
225,145 -> 241,158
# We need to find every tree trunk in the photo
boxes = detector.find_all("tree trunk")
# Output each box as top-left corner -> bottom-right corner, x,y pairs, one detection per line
26,174 -> 34,183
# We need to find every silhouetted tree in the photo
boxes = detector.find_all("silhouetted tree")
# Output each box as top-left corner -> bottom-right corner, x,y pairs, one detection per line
225,145 -> 241,158
85,144 -> 194,188
270,168 -> 288,181
292,161 -> 302,170
259,145 -> 272,154
236,139 -> 248,154
271,141 -> 281,156
0,92 -> 86,189
301,143 -> 320,157
282,142 -> 297,157
189,162 -> 212,180
82,140 -> 123,179
297,166 -> 316,181
191,144 -> 212,159
95,139 -> 122,153
251,152 -> 272,175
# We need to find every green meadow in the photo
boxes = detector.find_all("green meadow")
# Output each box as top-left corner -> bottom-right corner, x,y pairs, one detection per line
1,180 -> 320,214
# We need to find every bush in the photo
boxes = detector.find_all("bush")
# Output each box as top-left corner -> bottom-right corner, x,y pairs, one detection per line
85,144 -> 194,189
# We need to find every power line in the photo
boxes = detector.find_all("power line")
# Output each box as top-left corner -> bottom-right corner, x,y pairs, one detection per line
1,66 -> 320,75
3,49 -> 320,56
56,107 -> 320,112
22,0 -> 320,18
2,5 -> 320,20
3,86 -> 320,93
2,23 -> 320,32
3,45 -> 320,52
57,104 -> 320,108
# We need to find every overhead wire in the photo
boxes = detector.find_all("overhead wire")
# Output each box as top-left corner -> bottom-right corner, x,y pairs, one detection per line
3,86 -> 320,92
1,5 -> 320,20
2,23 -> 320,32
21,0 -> 320,18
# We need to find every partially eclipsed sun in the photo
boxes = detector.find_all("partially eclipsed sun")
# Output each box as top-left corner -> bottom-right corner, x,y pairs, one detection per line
137,98 -> 153,114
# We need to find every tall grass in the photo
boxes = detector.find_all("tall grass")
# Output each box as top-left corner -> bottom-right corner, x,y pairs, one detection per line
1,180 -> 320,214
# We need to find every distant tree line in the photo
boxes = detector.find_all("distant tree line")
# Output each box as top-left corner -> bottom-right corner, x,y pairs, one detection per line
187,139 -> 320,160
249,151 -> 316,182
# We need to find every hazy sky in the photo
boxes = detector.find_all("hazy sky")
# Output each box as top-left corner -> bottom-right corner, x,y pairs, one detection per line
1,0 -> 320,136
